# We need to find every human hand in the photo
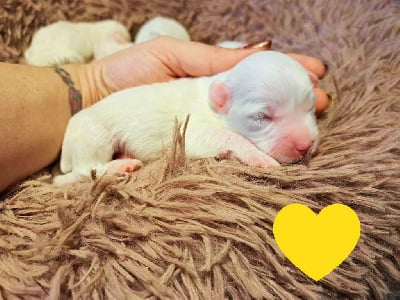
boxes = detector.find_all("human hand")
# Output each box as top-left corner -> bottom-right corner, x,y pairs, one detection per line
68,37 -> 329,112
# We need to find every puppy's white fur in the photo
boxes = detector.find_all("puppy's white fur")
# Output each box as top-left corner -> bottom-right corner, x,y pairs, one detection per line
134,16 -> 190,43
54,51 -> 318,186
25,20 -> 130,66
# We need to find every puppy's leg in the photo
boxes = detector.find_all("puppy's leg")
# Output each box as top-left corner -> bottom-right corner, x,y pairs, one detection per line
53,146 -> 113,186
53,115 -> 115,186
185,127 -> 280,168
54,158 -> 143,186
53,172 -> 85,186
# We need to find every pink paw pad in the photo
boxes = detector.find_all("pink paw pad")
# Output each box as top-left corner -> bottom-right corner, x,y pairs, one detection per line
124,166 -> 138,173
105,159 -> 143,175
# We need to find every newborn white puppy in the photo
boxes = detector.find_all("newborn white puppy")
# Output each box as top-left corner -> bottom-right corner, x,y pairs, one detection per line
25,20 -> 131,66
54,51 -> 318,186
134,16 -> 191,43
25,17 -> 191,66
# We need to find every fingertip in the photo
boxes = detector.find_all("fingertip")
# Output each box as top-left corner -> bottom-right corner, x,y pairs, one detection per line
288,53 -> 326,79
314,88 -> 330,113
322,62 -> 329,78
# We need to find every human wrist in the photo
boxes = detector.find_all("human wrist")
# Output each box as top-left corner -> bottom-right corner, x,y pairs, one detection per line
61,63 -> 108,109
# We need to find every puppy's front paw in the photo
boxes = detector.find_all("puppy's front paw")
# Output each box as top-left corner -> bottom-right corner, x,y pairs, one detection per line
53,172 -> 83,186
238,149 -> 280,168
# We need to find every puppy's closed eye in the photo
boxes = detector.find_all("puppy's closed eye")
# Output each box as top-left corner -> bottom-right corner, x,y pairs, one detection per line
249,113 -> 272,127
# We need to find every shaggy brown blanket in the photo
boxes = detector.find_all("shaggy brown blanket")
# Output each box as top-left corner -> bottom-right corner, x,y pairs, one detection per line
1,0 -> 399,299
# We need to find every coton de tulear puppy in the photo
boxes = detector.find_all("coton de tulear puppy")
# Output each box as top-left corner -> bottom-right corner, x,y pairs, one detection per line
53,51 -> 318,185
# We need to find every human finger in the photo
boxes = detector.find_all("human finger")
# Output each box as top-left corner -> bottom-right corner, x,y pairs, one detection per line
288,53 -> 327,79
314,87 -> 330,113
156,37 -> 272,77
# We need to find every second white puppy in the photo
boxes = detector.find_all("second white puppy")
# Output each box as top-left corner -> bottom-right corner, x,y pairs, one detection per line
25,17 -> 191,66
24,20 -> 131,66
53,51 -> 318,186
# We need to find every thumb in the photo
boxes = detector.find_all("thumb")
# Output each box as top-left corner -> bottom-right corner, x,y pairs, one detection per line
170,39 -> 272,77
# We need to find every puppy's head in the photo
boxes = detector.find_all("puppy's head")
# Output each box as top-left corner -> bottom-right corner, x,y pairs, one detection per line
209,51 -> 318,163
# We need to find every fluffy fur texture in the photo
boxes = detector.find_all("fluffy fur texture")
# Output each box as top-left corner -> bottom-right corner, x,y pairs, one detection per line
0,0 -> 399,299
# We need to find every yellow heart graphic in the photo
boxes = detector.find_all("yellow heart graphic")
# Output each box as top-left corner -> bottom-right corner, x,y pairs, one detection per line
273,203 -> 360,281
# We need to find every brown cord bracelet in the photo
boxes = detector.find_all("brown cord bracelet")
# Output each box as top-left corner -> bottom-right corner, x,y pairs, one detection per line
54,66 -> 83,116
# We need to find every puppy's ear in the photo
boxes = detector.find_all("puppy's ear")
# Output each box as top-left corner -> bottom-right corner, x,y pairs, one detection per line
209,81 -> 232,114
